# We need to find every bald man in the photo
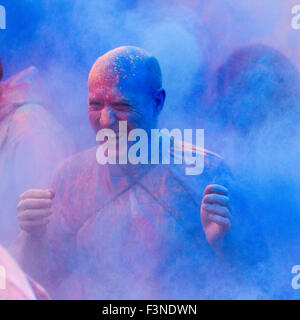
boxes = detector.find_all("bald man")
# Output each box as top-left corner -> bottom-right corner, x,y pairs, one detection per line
15,47 -> 234,299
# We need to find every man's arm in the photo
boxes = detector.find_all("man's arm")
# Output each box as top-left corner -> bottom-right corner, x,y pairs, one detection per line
10,189 -> 55,285
199,156 -> 234,256
10,167 -> 78,294
200,184 -> 232,255
200,159 -> 267,266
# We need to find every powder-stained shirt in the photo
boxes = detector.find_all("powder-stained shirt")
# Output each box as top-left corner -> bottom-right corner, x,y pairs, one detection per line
47,144 -> 235,299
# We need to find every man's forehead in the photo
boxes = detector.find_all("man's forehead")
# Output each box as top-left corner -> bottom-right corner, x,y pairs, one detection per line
89,70 -> 148,100
88,82 -> 142,104
89,84 -> 122,99
89,61 -> 145,87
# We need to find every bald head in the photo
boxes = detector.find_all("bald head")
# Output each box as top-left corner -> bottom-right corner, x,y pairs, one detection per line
88,46 -> 165,135
89,46 -> 162,97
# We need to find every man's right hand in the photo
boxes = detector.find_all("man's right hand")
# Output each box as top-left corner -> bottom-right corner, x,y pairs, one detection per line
17,189 -> 55,235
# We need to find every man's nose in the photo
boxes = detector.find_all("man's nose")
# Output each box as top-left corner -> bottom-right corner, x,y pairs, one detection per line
99,106 -> 117,128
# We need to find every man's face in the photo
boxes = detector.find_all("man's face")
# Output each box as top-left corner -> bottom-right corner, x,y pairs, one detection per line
88,69 -> 157,137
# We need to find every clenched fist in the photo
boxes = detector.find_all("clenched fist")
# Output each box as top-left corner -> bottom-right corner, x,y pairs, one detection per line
201,184 -> 232,253
17,189 -> 55,236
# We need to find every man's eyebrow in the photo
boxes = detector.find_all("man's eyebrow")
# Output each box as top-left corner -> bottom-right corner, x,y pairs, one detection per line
111,99 -> 131,105
88,98 -> 103,104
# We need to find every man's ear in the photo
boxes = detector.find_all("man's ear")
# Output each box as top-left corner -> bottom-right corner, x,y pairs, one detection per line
154,88 -> 166,115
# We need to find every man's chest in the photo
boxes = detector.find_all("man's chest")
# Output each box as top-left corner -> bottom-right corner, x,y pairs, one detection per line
73,169 -> 206,261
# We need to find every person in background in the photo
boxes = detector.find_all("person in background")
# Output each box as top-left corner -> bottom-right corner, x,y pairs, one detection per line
210,44 -> 300,145
0,245 -> 50,300
0,58 -> 75,247
210,45 -> 300,298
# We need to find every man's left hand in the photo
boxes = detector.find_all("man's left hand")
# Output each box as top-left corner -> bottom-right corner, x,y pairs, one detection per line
201,184 -> 232,254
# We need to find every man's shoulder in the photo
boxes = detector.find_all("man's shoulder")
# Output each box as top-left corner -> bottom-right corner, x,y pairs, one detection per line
202,148 -> 232,182
53,146 -> 100,184
55,146 -> 98,172
170,141 -> 231,177
195,146 -> 226,171
169,144 -> 234,196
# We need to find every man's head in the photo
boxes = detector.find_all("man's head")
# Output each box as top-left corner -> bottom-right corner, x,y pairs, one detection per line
214,44 -> 300,137
88,46 -> 165,135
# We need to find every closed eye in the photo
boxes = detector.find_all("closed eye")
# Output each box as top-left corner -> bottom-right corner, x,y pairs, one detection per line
111,103 -> 131,111
89,102 -> 104,111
